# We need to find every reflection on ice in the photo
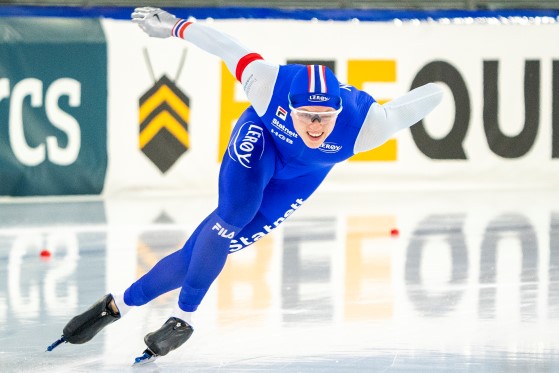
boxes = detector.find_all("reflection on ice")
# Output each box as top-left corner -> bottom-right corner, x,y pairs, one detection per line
0,190 -> 558,371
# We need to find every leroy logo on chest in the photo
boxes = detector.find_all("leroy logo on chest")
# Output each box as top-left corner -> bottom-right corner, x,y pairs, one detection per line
318,142 -> 343,153
228,122 -> 265,169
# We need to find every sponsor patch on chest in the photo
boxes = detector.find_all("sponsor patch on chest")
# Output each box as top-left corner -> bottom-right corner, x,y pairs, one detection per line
318,142 -> 342,153
227,122 -> 265,168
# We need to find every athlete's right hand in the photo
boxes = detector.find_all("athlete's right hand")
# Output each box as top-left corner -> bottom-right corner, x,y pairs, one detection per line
131,7 -> 177,38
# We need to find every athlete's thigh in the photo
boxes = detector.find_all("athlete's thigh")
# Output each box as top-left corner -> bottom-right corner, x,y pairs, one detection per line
229,166 -> 332,252
217,107 -> 276,228
259,167 -> 332,220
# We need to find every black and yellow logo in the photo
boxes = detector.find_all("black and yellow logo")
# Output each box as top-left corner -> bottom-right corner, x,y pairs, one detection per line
139,75 -> 190,173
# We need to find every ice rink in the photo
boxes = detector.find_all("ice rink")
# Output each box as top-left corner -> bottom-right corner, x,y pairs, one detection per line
1,188 -> 558,372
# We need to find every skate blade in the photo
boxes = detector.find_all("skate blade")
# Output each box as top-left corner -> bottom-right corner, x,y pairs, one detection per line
46,336 -> 67,352
133,349 -> 158,366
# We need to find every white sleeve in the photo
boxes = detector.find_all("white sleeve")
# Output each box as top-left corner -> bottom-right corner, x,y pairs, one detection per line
354,83 -> 443,154
239,60 -> 279,116
176,21 -> 278,115
178,21 -> 252,77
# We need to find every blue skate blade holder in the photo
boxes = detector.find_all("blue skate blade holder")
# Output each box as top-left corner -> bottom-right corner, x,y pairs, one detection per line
46,336 -> 67,352
133,349 -> 158,366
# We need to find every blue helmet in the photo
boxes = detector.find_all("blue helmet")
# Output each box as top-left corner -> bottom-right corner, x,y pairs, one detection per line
288,65 -> 342,110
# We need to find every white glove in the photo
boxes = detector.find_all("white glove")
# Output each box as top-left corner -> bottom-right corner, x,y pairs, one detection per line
131,7 -> 177,38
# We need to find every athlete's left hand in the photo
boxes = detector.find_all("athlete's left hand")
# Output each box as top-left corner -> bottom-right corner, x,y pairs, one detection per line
131,7 -> 177,38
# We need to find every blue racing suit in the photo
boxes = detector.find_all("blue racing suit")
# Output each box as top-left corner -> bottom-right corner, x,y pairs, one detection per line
124,21 -> 443,312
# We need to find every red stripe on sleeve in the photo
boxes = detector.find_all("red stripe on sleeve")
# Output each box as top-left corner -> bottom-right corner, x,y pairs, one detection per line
235,53 -> 264,82
178,21 -> 192,39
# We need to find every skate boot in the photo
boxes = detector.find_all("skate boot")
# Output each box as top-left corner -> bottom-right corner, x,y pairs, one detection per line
133,317 -> 194,365
46,294 -> 121,351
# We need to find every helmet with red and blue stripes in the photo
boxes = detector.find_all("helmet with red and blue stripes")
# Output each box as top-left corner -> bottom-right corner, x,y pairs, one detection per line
288,65 -> 342,110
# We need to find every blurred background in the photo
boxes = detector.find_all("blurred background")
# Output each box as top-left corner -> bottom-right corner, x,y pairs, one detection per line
0,1 -> 557,10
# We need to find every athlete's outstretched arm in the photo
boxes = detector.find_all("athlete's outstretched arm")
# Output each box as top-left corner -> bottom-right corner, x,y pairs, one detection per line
353,83 -> 444,153
131,7 -> 277,115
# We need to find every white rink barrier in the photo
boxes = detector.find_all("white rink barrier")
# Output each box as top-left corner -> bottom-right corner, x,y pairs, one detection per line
1,13 -> 558,196
103,17 -> 559,194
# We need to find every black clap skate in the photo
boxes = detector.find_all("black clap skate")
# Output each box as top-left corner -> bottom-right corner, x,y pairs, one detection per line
133,317 -> 194,365
46,294 -> 121,352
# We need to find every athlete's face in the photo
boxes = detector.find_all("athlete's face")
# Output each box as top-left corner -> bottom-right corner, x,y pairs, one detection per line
290,106 -> 340,149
